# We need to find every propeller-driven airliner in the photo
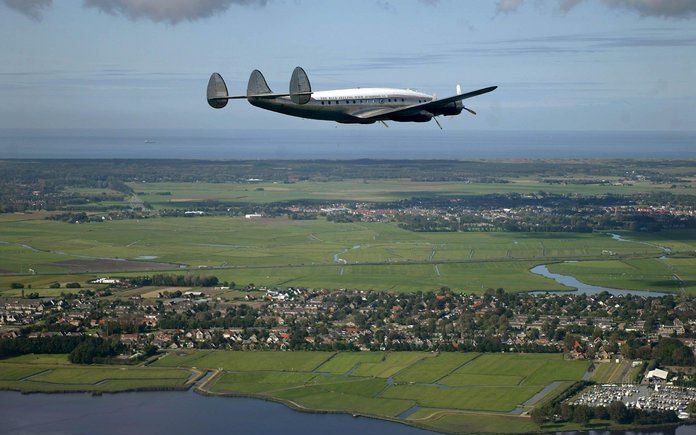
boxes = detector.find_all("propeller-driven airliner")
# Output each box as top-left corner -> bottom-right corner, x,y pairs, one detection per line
207,67 -> 496,128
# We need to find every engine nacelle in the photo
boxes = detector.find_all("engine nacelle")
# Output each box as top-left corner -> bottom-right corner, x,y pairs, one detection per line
433,102 -> 463,116
390,111 -> 433,123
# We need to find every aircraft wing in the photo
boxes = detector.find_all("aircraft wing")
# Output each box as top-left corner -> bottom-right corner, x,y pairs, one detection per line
353,86 -> 497,120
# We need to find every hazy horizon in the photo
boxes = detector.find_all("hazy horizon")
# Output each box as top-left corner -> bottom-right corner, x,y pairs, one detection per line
2,129 -> 694,160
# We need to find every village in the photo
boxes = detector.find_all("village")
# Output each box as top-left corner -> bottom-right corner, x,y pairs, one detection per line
2,281 -> 694,361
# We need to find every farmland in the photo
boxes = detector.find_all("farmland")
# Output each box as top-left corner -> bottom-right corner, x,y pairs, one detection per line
2,214 -> 692,294
547,256 -> 696,294
152,350 -> 591,433
129,178 -> 696,209
590,361 -> 634,384
0,354 -> 192,393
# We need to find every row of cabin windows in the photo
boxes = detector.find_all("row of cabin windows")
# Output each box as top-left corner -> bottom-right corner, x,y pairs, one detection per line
319,98 -> 428,105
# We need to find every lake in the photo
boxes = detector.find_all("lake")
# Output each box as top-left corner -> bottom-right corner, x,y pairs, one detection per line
1,391 -> 694,435
0,390 -> 429,435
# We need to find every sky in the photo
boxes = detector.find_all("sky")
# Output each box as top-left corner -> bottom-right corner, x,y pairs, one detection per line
0,0 -> 694,131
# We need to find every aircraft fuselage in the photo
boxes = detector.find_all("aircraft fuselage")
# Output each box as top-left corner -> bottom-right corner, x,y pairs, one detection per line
249,88 -> 440,124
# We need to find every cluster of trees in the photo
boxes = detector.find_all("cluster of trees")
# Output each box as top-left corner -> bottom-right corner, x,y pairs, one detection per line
326,212 -> 360,223
129,274 -> 219,287
288,212 -> 318,220
158,305 -> 258,330
68,338 -> 124,364
0,335 -> 85,358
47,212 -> 91,223
622,337 -> 695,367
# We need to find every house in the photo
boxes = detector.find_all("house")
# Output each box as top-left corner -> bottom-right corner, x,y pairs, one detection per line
120,333 -> 140,345
646,368 -> 669,381
91,277 -> 120,285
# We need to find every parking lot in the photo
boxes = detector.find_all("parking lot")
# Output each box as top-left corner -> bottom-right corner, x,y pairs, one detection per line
570,384 -> 696,415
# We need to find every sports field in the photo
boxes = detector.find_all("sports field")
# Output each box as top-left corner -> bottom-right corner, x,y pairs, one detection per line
2,214 -> 690,294
155,350 -> 589,433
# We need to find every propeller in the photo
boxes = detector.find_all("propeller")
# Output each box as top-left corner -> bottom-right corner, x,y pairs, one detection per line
433,117 -> 443,130
456,84 -> 476,115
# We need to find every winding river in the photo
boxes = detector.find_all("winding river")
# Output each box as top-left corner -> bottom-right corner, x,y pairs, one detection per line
530,264 -> 668,297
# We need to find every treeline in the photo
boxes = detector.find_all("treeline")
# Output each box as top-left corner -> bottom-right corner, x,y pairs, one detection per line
0,335 -> 84,359
533,400 -> 679,427
129,274 -> 219,287
0,334 -> 122,365
10,159 -> 690,186
68,337 -> 124,364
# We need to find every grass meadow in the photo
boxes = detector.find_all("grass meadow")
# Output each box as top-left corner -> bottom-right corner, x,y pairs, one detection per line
0,354 -> 191,393
2,213 -> 691,294
129,179 -> 694,208
161,350 -> 590,429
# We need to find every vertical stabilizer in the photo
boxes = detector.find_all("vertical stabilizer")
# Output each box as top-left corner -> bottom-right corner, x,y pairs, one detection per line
247,70 -> 272,96
290,66 -> 311,104
207,73 -> 229,109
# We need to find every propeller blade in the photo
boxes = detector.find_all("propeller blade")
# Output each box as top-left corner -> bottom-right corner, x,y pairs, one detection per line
463,107 -> 477,115
433,117 -> 443,130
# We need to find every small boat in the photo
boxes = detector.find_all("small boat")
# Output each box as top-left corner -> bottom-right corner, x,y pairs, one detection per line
144,140 -> 156,144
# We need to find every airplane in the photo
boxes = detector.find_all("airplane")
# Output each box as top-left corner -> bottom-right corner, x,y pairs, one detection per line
206,67 -> 496,128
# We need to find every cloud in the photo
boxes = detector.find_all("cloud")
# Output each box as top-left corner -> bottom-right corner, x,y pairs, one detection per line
1,0 -> 52,21
496,0 -> 524,14
506,28 -> 696,48
82,0 -> 268,24
600,0 -> 696,19
558,0 -> 584,12
497,0 -> 696,19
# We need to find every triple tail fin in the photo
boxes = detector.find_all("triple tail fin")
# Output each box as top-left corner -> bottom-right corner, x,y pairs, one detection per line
247,70 -> 272,96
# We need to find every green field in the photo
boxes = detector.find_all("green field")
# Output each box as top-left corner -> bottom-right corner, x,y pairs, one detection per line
3,214 -> 690,294
590,361 -> 634,384
156,350 -> 590,433
128,179 -> 695,208
153,349 -> 333,372
393,352 -> 479,383
0,354 -> 191,393
548,256 -> 696,294
407,409 -> 541,434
